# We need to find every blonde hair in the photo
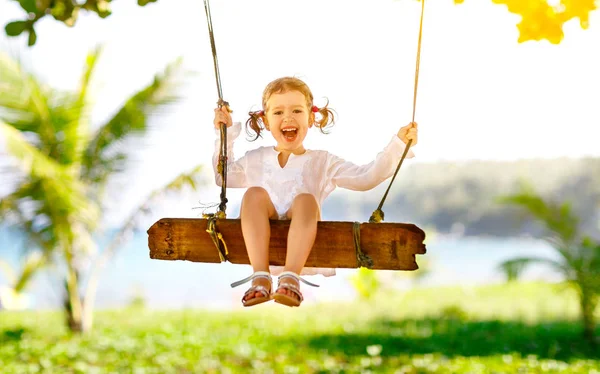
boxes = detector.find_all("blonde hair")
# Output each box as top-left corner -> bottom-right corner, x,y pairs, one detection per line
245,77 -> 336,140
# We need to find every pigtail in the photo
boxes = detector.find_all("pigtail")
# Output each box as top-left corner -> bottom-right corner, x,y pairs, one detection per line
245,110 -> 265,141
313,99 -> 336,134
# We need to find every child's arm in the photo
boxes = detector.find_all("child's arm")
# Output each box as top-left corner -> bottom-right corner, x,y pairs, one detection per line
212,107 -> 248,187
329,123 -> 417,191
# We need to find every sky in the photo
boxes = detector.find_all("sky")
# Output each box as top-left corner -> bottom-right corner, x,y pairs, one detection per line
1,0 -> 599,225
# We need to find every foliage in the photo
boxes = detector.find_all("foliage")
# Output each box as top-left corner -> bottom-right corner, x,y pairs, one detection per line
489,0 -> 598,44
349,258 -> 433,300
0,49 -> 203,332
454,0 -> 598,43
4,0 -> 157,46
4,0 -> 598,45
454,0 -> 598,44
0,252 -> 46,310
0,282 -> 598,373
349,267 -> 382,299
497,183 -> 600,342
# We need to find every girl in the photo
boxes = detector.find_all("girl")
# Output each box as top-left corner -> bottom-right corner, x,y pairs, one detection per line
213,77 -> 418,308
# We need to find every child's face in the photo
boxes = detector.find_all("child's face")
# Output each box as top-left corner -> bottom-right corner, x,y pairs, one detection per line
264,90 -> 314,153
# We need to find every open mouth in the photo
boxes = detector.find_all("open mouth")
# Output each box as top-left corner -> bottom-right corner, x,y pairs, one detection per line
282,127 -> 298,141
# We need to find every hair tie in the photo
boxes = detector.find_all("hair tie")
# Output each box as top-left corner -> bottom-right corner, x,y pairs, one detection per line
259,110 -> 264,116
312,106 -> 319,113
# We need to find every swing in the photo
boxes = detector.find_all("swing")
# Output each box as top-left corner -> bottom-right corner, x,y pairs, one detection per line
147,0 -> 427,271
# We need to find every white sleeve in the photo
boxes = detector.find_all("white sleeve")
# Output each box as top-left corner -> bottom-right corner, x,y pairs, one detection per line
213,122 -> 248,188
329,135 -> 415,191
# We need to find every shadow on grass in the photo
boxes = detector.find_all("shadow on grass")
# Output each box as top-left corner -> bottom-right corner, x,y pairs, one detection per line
280,318 -> 600,361
0,327 -> 27,343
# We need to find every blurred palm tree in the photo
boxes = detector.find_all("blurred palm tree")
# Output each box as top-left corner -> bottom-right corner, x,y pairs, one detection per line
0,48 -> 204,332
0,251 -> 47,310
498,184 -> 600,343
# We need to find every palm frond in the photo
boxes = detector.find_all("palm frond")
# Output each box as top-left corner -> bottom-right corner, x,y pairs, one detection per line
0,53 -> 86,165
106,164 -> 204,253
2,181 -> 77,254
0,53 -> 54,140
0,245 -> 47,294
498,256 -> 566,281
1,120 -> 100,235
0,186 -> 54,251
83,164 -> 204,315
0,52 -> 31,114
82,58 -> 184,185
584,238 -> 600,269
59,46 -> 104,168
498,183 -> 579,244
13,251 -> 47,292
159,164 -> 204,192
1,120 -> 72,181
77,46 -> 103,107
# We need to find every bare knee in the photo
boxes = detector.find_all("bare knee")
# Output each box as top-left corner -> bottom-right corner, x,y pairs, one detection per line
293,193 -> 318,207
241,187 -> 276,217
243,187 -> 270,205
289,193 -> 320,220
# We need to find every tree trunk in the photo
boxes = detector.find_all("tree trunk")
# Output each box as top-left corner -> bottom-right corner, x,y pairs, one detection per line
580,287 -> 598,344
64,265 -> 86,333
81,266 -> 100,332
81,230 -> 131,332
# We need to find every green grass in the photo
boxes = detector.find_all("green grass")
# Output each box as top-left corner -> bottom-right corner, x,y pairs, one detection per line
1,281 -> 599,373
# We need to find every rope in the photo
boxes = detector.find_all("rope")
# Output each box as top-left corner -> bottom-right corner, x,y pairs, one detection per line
205,214 -> 229,262
217,123 -> 228,216
203,0 -> 229,260
203,0 -> 223,102
203,0 -> 229,218
353,222 -> 374,268
370,0 -> 425,223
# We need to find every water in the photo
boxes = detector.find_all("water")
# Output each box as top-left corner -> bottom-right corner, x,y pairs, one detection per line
0,227 -> 560,311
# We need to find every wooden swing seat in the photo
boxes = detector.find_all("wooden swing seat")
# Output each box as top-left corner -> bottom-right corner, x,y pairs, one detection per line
147,218 -> 426,271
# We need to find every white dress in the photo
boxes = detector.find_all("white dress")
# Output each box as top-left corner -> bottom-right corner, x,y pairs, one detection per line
213,122 -> 415,277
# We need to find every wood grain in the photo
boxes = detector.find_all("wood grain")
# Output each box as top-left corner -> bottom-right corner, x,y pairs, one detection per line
148,218 -> 426,271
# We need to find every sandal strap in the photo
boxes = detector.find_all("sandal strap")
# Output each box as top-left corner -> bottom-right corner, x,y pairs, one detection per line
231,271 -> 271,288
277,282 -> 304,303
278,271 -> 320,288
243,285 -> 270,299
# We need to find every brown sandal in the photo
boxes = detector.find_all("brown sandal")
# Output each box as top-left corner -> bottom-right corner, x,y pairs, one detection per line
231,271 -> 272,307
272,271 -> 319,307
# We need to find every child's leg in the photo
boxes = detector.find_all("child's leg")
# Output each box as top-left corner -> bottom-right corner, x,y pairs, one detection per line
240,187 -> 278,301
276,193 -> 319,301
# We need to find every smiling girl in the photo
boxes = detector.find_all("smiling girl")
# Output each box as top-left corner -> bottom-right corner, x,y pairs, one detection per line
213,77 -> 418,308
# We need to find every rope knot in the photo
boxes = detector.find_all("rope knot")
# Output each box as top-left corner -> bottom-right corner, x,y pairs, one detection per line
353,222 -> 374,269
369,209 -> 384,223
